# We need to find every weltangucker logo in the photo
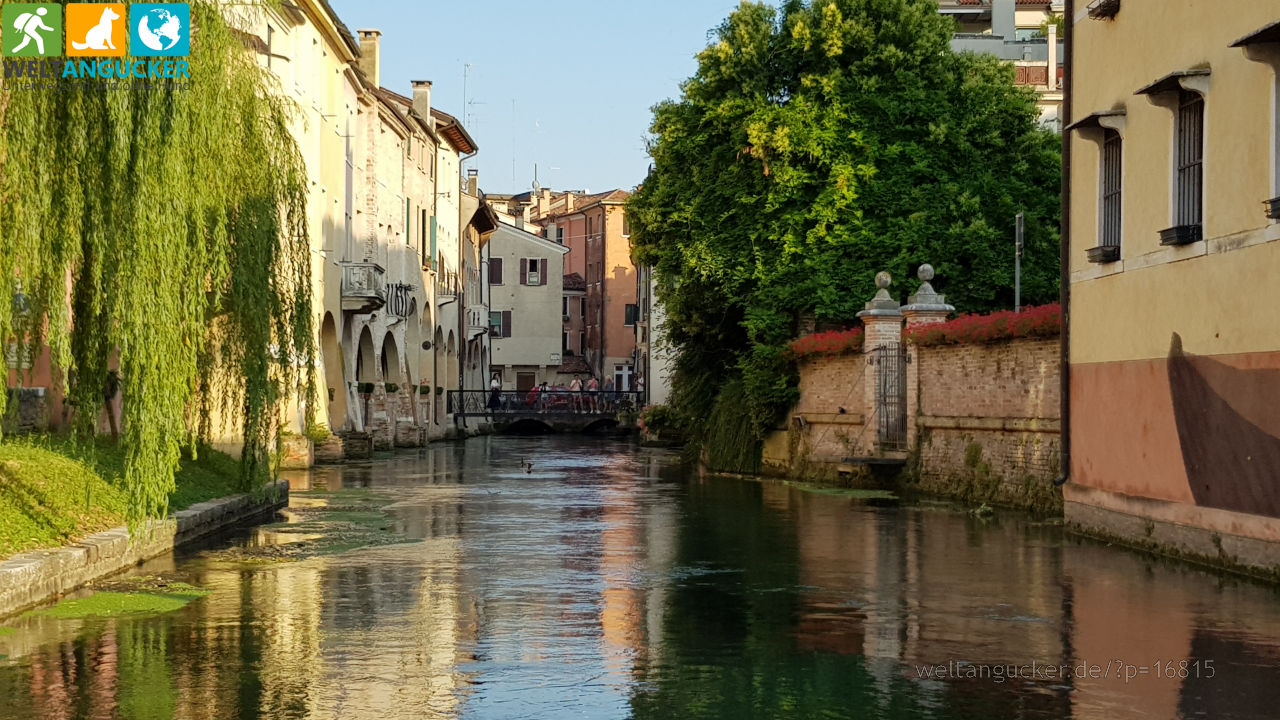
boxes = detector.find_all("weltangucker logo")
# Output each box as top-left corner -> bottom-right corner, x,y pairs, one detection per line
2,2 -> 190,87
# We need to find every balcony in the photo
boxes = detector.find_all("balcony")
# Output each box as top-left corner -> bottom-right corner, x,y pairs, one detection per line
435,269 -> 459,306
340,262 -> 385,313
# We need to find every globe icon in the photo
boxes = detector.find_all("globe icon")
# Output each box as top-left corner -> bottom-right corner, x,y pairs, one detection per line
137,8 -> 182,52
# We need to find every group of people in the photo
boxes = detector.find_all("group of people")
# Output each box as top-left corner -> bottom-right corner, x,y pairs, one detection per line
486,372 -> 643,413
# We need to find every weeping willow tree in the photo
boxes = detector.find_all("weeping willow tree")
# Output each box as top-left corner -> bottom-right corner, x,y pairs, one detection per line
0,0 -> 314,526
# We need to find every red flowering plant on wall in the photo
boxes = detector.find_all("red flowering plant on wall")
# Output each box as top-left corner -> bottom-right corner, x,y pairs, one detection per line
786,328 -> 865,361
904,303 -> 1061,347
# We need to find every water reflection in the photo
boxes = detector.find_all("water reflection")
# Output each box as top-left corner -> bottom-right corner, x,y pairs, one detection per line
2,436 -> 1280,719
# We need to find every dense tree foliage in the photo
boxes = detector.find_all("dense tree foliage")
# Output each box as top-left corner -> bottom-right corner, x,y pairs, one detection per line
0,1 -> 313,525
628,0 -> 1061,467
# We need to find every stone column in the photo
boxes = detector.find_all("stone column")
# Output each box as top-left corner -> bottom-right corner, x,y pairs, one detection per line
857,271 -> 904,347
857,272 -> 904,456
900,264 -> 955,454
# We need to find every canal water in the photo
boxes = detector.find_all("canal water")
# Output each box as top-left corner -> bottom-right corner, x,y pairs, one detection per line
2,436 -> 1280,719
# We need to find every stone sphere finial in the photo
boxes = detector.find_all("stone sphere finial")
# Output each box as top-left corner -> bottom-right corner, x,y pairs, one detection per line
875,271 -> 891,290
918,264 -> 935,282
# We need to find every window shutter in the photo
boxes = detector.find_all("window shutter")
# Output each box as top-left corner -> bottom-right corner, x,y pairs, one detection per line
519,258 -> 528,285
502,310 -> 512,338
490,258 -> 503,285
429,216 -> 437,266
539,259 -> 548,286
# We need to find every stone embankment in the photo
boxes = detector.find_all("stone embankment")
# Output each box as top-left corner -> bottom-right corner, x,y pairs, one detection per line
0,480 -> 288,619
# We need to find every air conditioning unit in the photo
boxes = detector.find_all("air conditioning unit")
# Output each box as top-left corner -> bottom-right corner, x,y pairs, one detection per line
562,314 -> 571,322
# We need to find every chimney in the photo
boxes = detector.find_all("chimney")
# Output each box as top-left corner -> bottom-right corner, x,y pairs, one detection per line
1046,22 -> 1058,91
467,168 -> 478,195
538,187 -> 551,215
991,0 -> 1015,40
565,192 -> 575,213
357,29 -> 381,87
411,79 -> 432,120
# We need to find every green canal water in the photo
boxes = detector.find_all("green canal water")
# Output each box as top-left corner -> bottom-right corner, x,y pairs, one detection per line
2,436 -> 1279,719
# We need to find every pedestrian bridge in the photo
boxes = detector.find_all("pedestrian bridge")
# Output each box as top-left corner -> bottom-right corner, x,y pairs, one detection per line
447,389 -> 643,433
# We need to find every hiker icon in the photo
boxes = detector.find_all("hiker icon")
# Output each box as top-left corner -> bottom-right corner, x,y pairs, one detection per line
11,7 -> 54,55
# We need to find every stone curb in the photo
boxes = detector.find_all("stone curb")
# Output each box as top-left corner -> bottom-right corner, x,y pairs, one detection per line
0,479 -> 289,620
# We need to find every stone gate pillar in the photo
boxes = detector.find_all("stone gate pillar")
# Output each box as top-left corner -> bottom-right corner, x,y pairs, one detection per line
857,272 -> 904,455
901,264 -> 954,328
901,264 -> 955,451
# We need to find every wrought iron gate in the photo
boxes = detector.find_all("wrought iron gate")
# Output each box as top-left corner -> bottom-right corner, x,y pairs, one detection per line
873,343 -> 908,452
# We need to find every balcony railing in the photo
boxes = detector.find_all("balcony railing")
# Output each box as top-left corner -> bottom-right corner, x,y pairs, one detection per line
340,262 -> 385,313
435,269 -> 460,303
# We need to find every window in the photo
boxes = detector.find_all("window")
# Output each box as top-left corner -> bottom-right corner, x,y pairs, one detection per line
520,258 -> 547,286
489,310 -> 512,338
1100,130 -> 1122,250
622,213 -> 630,237
562,296 -> 568,319
562,332 -> 569,354
579,331 -> 586,355
580,298 -> 587,317
624,303 -> 639,327
1174,89 -> 1203,231
490,257 -> 504,285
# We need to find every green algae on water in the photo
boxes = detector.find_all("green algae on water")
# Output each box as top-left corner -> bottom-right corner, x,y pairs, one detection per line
32,587 -> 209,619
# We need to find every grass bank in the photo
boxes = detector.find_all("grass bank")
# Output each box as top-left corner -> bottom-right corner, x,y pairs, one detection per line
0,437 -> 243,557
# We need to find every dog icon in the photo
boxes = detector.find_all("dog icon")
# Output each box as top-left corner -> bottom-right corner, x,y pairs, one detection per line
72,7 -> 119,51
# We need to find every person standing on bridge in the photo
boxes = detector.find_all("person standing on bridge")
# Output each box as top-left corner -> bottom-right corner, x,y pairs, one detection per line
488,373 -> 502,412
586,375 -> 599,412
569,375 -> 583,412
602,377 -> 615,412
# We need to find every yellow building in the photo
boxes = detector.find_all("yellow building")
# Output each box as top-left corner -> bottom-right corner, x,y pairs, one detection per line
1065,0 -> 1280,572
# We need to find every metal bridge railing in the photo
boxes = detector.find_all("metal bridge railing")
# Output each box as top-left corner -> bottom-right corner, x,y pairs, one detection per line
447,389 -> 642,417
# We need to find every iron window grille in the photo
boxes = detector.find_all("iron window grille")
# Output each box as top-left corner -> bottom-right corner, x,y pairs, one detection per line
1088,129 -> 1123,263
1174,90 -> 1203,229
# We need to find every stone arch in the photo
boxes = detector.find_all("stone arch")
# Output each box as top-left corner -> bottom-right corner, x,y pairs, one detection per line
356,325 -> 376,383
432,326 -> 445,424
446,330 -> 457,416
380,332 -> 402,385
446,330 -> 457,384
320,313 -> 347,430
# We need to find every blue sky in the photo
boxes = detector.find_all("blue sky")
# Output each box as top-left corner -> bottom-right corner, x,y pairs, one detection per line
329,0 -> 740,195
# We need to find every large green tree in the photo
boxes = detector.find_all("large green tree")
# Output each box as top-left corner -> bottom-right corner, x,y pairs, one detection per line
628,0 -> 1061,468
0,0 -> 313,525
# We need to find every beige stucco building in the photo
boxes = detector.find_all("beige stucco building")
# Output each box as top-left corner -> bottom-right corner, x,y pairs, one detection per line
235,10 -> 484,453
1064,0 -> 1280,572
487,221 -> 570,389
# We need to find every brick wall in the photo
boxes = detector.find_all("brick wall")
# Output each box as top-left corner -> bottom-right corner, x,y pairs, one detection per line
918,340 -> 1059,420
771,337 -> 1062,512
763,353 -> 872,476
915,338 -> 1061,511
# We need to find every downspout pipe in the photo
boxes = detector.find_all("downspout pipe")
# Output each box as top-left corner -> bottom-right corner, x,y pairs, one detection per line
1054,0 -> 1073,487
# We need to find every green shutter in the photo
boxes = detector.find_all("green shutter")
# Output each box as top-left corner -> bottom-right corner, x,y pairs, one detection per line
405,199 -> 411,245
429,216 -> 437,266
